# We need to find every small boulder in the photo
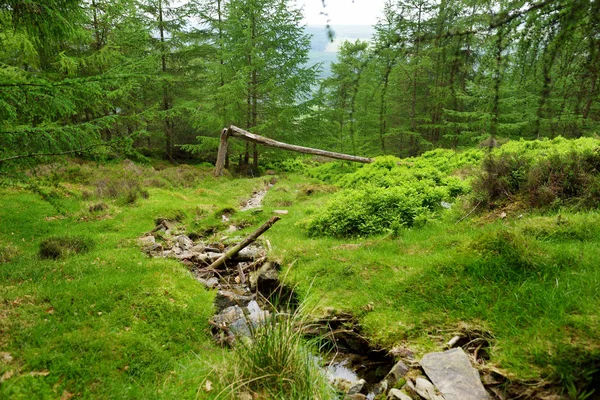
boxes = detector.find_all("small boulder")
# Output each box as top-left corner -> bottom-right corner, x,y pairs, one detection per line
347,379 -> 366,395
175,235 -> 193,250
138,236 -> 155,246
420,348 -> 489,400
415,377 -> 444,400
198,277 -> 219,289
381,360 -> 409,392
214,290 -> 255,312
212,305 -> 245,327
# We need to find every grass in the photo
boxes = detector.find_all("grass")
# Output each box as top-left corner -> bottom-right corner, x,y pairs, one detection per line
0,162 -> 267,399
261,172 -> 600,395
1,152 -> 600,398
220,307 -> 335,400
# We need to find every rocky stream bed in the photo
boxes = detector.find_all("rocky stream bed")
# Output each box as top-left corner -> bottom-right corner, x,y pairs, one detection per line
137,186 -> 567,400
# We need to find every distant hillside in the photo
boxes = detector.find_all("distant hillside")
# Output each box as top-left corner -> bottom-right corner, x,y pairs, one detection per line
305,25 -> 374,79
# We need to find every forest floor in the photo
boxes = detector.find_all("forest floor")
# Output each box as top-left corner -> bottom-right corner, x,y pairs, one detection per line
1,156 -> 599,399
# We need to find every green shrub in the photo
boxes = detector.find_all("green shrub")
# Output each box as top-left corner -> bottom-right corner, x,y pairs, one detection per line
473,139 -> 600,208
39,236 -> 95,259
306,186 -> 436,237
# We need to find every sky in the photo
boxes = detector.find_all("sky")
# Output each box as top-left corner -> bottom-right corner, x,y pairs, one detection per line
295,0 -> 387,26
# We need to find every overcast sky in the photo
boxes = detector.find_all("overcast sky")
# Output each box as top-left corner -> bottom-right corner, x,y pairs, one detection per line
295,0 -> 387,26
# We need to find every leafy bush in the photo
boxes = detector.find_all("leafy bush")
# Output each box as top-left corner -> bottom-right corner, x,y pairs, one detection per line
474,137 -> 600,208
306,186 -> 440,237
305,153 -> 474,237
39,236 -> 95,259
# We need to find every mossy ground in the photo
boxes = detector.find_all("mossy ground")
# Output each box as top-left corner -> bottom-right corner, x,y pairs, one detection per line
1,151 -> 599,398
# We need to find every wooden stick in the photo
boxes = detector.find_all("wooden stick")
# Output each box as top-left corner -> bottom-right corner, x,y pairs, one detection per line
207,216 -> 280,270
212,125 -> 373,176
228,125 -> 372,164
213,128 -> 231,177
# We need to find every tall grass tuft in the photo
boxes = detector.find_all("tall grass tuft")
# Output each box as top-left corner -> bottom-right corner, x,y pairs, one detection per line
39,235 -> 95,259
222,306 -> 335,400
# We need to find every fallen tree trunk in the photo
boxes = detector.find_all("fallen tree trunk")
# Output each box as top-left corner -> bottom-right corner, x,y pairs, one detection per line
207,216 -> 281,270
214,125 -> 372,177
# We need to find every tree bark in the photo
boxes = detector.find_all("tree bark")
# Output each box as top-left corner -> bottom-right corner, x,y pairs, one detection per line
213,128 -> 230,177
208,216 -> 281,270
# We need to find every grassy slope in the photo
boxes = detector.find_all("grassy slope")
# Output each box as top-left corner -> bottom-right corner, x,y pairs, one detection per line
1,156 -> 599,398
263,174 -> 600,387
0,166 -> 266,399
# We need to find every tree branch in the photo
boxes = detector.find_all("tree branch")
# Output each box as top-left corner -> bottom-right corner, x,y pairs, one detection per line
0,143 -> 114,164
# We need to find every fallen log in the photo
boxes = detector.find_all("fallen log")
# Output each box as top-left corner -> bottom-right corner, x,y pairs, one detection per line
214,125 -> 372,177
207,216 -> 280,270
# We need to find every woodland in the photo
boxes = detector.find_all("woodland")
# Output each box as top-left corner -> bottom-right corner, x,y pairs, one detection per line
1,0 -> 599,168
1,1 -> 600,400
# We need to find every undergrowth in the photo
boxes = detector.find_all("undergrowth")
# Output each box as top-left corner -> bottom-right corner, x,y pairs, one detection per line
222,309 -> 335,400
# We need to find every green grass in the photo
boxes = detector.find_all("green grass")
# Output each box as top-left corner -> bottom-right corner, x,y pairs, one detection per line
2,151 -> 600,398
262,173 -> 600,394
0,163 -> 268,399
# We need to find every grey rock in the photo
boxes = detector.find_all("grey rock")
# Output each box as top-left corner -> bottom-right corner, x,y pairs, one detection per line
212,305 -> 244,327
381,360 -> 410,393
198,277 -> 219,289
229,318 -> 252,337
415,377 -> 444,400
190,244 -> 206,253
214,290 -> 255,312
420,348 -> 489,400
237,245 -> 264,260
175,235 -> 193,250
249,262 -> 278,293
347,379 -> 366,395
175,251 -> 193,260
246,300 -> 261,315
144,243 -> 163,254
172,246 -> 183,255
387,389 -> 412,400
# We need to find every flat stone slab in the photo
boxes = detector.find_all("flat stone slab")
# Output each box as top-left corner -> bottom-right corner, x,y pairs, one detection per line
420,348 -> 489,400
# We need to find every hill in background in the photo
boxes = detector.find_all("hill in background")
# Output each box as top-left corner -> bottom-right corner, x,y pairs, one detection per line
305,25 -> 374,78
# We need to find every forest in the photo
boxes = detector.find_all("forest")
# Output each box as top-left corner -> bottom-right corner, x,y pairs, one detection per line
1,0 -> 599,168
1,1 -> 600,400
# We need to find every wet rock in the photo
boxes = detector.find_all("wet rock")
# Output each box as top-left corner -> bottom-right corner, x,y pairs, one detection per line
229,318 -> 252,337
138,236 -> 155,246
175,235 -> 193,250
198,277 -> 219,289
214,290 -> 255,312
381,360 -> 409,392
250,262 -> 279,293
420,348 -> 489,400
144,243 -> 163,254
236,245 -> 264,261
175,251 -> 193,260
415,377 -> 445,400
387,389 -> 412,400
347,379 -> 366,395
190,244 -> 206,253
212,305 -> 245,327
